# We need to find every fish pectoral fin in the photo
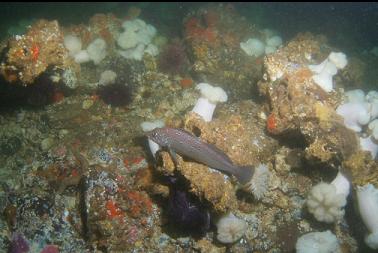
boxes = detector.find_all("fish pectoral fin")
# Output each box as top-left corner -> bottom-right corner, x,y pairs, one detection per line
168,147 -> 178,168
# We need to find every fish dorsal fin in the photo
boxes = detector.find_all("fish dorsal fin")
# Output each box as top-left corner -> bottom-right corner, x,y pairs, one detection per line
177,128 -> 198,137
178,128 -> 234,164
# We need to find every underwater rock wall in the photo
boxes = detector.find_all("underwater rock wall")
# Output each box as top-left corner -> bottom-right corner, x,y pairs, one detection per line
1,3 -> 378,253
1,20 -> 67,84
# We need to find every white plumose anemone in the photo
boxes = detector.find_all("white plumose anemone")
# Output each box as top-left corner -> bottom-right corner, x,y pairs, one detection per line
87,38 -> 107,65
356,184 -> 378,249
308,52 -> 347,92
64,35 -> 82,56
359,136 -> 378,159
266,35 -> 283,48
328,52 -> 348,69
240,38 -> 265,57
345,89 -> 365,103
296,230 -> 341,253
216,213 -> 247,244
192,83 -> 228,122
73,50 -> 91,64
336,102 -> 371,132
99,70 -> 117,86
306,171 -> 350,223
244,163 -> 270,200
64,35 -> 108,65
117,19 -> 158,61
309,59 -> 338,92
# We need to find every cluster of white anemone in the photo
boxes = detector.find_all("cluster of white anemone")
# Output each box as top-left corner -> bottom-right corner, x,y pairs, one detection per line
117,19 -> 159,60
312,87 -> 378,249
336,89 -> 378,158
240,29 -> 283,57
64,35 -> 107,65
308,52 -> 348,92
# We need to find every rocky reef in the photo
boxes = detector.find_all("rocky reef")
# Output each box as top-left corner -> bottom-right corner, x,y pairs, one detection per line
0,3 -> 378,253
0,20 -> 68,84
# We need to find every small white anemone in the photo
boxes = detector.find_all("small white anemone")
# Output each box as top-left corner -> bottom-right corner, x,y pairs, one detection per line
265,45 -> 277,55
366,90 -> 378,103
296,230 -> 341,253
244,163 -> 270,200
307,183 -> 345,223
216,213 -> 247,244
331,171 -> 351,197
119,44 -> 146,61
240,38 -> 265,57
356,184 -> 378,249
310,60 -> 337,92
64,35 -> 82,56
145,44 -> 159,57
359,136 -> 378,159
342,89 -> 378,122
306,171 -> 350,223
191,83 -> 228,122
308,52 -> 347,92
87,38 -> 107,65
266,35 -> 283,48
345,89 -> 365,103
336,102 -> 370,132
369,119 -> 378,140
328,52 -> 348,69
262,28 -> 276,40
73,50 -> 91,64
141,120 -> 165,157
99,70 -> 117,86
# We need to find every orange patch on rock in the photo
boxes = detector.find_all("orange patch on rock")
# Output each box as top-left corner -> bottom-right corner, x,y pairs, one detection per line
106,200 -> 123,218
126,191 -> 153,218
267,113 -> 277,133
132,157 -> 144,164
180,78 -> 194,89
31,44 -> 40,61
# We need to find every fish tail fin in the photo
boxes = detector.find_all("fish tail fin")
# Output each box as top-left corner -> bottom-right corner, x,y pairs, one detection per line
233,165 -> 254,185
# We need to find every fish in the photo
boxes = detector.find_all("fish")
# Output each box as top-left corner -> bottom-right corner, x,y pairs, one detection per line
145,127 -> 254,185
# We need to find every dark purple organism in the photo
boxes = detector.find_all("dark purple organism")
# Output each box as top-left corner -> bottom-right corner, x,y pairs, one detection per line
98,82 -> 133,107
9,233 -> 29,253
0,73 -> 58,109
158,39 -> 190,75
26,74 -> 57,107
166,176 -> 210,236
